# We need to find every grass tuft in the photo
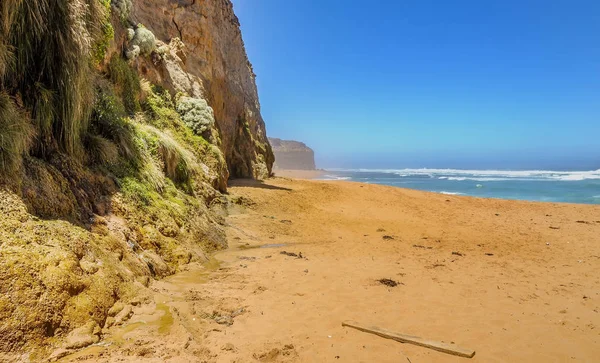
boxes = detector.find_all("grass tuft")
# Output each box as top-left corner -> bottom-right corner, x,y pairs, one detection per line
0,93 -> 35,173
137,123 -> 199,185
108,55 -> 141,115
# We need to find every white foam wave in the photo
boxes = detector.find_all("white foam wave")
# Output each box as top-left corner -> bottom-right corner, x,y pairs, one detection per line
447,177 -> 508,182
320,175 -> 351,181
439,191 -> 464,195
327,168 -> 600,182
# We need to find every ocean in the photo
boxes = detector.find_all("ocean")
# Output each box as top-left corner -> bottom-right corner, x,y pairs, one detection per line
318,168 -> 600,205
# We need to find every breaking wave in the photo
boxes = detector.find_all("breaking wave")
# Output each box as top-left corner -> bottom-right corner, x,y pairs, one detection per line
328,168 -> 600,182
439,191 -> 464,195
320,175 -> 351,181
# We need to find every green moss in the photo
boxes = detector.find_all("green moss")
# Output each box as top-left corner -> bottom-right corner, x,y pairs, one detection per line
143,86 -> 180,129
89,82 -> 140,164
107,55 -> 141,115
92,1 -> 114,65
119,177 -> 160,206
93,22 -> 114,65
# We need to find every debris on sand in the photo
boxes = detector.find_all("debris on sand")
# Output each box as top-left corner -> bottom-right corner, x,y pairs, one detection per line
452,251 -> 464,257
376,228 -> 386,232
485,253 -> 494,256
382,235 -> 395,240
280,220 -> 293,224
378,278 -> 402,287
549,226 -> 560,230
280,251 -> 305,258
412,244 -> 433,249
426,263 -> 445,269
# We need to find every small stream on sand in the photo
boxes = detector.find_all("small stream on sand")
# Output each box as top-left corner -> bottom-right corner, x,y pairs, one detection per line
55,225 -> 293,363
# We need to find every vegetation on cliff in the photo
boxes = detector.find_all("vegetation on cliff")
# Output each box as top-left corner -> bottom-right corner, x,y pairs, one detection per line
0,0 -> 245,356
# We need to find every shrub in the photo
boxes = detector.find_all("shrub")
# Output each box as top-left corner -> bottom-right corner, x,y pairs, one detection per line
90,82 -> 138,161
108,55 -> 141,115
138,124 -> 199,185
143,86 -> 180,129
111,0 -> 132,21
176,97 -> 215,136
0,43 -> 13,80
84,135 -> 119,166
0,93 -> 35,173
93,22 -> 114,65
130,26 -> 156,57
0,0 -> 104,156
92,0 -> 114,64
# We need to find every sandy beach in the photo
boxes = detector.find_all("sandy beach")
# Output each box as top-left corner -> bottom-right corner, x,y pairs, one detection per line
60,178 -> 600,362
272,169 -> 326,179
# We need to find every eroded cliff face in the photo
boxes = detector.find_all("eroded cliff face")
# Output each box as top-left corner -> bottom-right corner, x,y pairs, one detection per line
269,138 -> 316,170
0,0 -> 272,357
130,0 -> 274,179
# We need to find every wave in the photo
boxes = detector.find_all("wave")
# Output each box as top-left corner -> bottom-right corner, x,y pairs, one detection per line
320,175 -> 351,181
327,168 -> 600,182
438,191 -> 464,195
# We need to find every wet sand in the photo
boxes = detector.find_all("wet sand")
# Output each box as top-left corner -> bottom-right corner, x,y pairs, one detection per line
60,178 -> 600,362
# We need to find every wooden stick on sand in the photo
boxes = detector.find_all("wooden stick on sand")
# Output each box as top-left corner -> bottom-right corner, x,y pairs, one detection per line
342,320 -> 476,358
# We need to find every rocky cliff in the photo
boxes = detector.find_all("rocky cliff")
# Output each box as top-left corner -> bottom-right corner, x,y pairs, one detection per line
129,0 -> 274,179
269,138 -> 316,170
0,0 -> 272,357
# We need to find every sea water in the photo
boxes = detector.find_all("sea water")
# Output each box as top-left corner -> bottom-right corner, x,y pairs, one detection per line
318,169 -> 600,205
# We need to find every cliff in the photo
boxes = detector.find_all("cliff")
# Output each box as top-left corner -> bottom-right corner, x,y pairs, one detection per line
269,138 -> 316,170
0,0 -> 272,357
129,0 -> 274,179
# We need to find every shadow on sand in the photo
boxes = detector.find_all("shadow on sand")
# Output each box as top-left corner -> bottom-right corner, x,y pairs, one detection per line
228,179 -> 292,191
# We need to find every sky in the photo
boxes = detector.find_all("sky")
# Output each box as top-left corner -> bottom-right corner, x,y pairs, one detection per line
232,0 -> 600,170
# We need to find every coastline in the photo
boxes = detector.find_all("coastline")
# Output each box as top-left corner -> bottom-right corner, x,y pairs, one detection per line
58,177 -> 600,362
297,168 -> 600,205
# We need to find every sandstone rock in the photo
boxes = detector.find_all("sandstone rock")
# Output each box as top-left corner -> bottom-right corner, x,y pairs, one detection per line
47,348 -> 73,362
113,305 -> 134,326
107,302 -> 125,317
269,138 -> 316,170
64,322 -> 100,350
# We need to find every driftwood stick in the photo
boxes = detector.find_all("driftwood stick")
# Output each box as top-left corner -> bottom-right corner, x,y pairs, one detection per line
342,320 -> 475,358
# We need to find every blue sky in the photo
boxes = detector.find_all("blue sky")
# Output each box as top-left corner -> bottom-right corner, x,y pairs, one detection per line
232,0 -> 600,169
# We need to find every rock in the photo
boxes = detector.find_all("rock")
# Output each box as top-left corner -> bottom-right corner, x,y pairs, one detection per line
104,317 -> 115,329
64,322 -> 100,349
113,305 -> 134,326
47,348 -> 73,362
107,302 -> 125,317
269,138 -> 316,170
